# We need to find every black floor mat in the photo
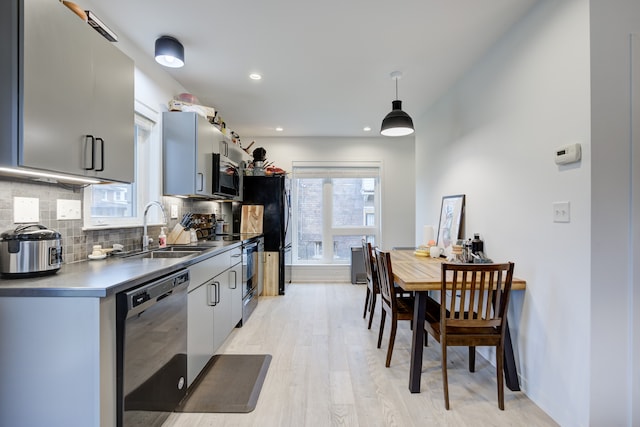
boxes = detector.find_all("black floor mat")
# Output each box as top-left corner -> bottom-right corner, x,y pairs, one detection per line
175,354 -> 271,413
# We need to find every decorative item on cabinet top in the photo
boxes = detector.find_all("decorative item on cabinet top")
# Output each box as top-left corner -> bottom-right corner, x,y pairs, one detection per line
167,96 -> 244,147
61,1 -> 87,21
244,146 -> 286,176
168,98 -> 216,121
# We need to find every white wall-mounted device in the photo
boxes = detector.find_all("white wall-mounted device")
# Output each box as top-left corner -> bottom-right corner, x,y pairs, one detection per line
554,143 -> 581,165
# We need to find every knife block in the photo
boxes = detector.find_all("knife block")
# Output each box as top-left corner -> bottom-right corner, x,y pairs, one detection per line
167,224 -> 191,245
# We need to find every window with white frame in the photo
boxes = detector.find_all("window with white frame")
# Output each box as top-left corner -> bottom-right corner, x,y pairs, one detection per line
291,162 -> 381,264
83,101 -> 162,229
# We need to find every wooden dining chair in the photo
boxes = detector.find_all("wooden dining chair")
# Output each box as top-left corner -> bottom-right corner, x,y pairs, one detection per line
374,248 -> 416,367
424,262 -> 515,410
362,240 -> 379,329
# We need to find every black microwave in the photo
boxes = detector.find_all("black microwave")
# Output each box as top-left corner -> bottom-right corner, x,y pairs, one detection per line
212,153 -> 241,199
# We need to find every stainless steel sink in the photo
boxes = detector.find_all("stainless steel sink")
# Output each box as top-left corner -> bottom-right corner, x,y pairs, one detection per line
117,245 -> 210,259
158,246 -> 208,252
135,250 -> 198,259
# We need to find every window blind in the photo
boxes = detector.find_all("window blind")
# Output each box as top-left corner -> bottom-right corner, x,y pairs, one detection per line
292,161 -> 381,179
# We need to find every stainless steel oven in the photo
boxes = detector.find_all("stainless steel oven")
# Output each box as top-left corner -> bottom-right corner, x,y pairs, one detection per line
241,237 -> 263,325
116,269 -> 190,427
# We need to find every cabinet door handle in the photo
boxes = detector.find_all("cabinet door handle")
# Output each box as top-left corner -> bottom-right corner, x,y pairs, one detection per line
207,282 -> 213,305
96,137 -> 105,172
197,173 -> 204,191
84,135 -> 95,170
230,270 -> 237,289
216,281 -> 220,304
207,282 -> 219,306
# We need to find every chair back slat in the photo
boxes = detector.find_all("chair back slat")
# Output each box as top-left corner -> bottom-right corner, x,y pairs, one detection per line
440,262 -> 515,335
374,248 -> 395,309
362,240 -> 374,284
476,271 -> 487,319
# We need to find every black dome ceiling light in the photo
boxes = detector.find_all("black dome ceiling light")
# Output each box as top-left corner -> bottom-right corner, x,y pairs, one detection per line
380,71 -> 414,137
155,35 -> 184,68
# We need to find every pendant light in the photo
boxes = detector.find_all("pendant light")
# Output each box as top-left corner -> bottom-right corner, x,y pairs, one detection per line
155,36 -> 184,68
380,71 -> 414,137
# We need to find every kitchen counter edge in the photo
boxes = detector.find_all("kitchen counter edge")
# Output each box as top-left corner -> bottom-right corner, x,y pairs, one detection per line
0,235 -> 262,298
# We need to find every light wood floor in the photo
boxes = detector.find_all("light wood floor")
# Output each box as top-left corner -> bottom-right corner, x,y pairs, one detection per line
163,283 -> 557,427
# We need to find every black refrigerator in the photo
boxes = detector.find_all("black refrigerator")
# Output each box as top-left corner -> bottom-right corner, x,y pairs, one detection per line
243,175 -> 290,295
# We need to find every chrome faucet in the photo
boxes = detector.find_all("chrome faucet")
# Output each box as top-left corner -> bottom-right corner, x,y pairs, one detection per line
142,201 -> 167,251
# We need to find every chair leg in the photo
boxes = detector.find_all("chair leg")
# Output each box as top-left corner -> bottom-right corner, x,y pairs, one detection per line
385,315 -> 398,367
442,342 -> 450,410
367,292 -> 377,330
377,310 -> 386,349
468,346 -> 476,372
497,343 -> 505,410
363,288 -> 371,318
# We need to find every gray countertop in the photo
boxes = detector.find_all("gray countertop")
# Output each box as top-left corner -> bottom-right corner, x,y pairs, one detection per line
0,234 -> 262,298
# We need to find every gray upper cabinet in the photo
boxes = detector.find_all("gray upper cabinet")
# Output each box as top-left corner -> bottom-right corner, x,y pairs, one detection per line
0,0 -> 134,182
163,112 -> 217,198
219,140 -> 245,165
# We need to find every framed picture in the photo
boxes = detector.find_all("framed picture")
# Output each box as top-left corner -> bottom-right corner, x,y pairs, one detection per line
436,194 -> 465,252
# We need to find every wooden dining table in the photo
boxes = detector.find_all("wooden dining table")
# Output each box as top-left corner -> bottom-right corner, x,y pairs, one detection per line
390,249 -> 526,394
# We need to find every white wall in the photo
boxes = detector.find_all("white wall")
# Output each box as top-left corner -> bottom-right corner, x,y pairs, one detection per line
590,1 -> 640,425
83,0 -> 188,117
415,2 -> 590,426
246,136 -> 415,251
246,136 -> 415,271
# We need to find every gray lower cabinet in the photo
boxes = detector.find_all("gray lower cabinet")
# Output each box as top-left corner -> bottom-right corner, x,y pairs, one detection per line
187,246 -> 243,386
187,251 -> 229,385
187,279 -> 215,386
211,269 -> 233,352
0,0 -> 134,182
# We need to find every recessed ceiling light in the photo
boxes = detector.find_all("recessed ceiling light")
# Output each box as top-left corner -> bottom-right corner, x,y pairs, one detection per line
363,126 -> 372,132
275,127 -> 283,132
249,73 -> 262,80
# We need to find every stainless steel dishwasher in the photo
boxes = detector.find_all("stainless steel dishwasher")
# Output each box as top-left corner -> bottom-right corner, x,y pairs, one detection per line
116,269 -> 190,427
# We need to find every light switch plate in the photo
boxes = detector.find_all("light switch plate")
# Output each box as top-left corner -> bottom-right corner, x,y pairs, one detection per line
57,199 -> 81,220
170,204 -> 179,219
14,197 -> 39,223
553,201 -> 570,223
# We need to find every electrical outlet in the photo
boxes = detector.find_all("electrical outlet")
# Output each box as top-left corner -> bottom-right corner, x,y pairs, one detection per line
14,197 -> 39,223
170,204 -> 179,219
57,199 -> 81,220
553,201 -> 570,223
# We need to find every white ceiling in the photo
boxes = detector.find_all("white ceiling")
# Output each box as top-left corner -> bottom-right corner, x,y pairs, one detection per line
91,0 -> 538,138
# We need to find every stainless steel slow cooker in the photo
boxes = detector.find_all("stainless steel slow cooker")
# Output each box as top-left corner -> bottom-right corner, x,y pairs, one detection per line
0,225 -> 63,278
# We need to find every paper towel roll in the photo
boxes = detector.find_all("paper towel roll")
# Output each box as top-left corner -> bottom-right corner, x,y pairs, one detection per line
423,225 -> 435,245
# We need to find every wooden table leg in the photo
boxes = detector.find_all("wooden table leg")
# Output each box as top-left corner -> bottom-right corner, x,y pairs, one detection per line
503,320 -> 520,391
409,291 -> 427,393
